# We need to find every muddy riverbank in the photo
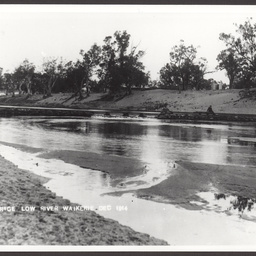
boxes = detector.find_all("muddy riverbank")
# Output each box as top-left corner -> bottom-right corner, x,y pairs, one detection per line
38,150 -> 149,186
0,154 -> 168,245
134,161 -> 256,211
18,141 -> 256,213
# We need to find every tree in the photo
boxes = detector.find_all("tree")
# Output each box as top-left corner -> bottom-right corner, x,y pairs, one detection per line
170,41 -> 197,91
3,73 -> 15,96
32,72 -> 47,94
159,40 -> 210,91
0,68 -> 4,91
159,63 -> 178,89
99,31 -> 131,92
99,31 -> 148,94
41,58 -> 66,97
63,44 -> 101,100
216,49 -> 240,89
121,47 -> 148,94
218,18 -> 256,88
190,57 -> 212,90
13,59 -> 35,95
97,36 -> 116,92
77,44 -> 101,98
148,79 -> 160,88
65,61 -> 82,94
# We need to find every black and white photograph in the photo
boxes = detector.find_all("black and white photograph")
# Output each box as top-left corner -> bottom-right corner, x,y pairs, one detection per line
0,4 -> 256,250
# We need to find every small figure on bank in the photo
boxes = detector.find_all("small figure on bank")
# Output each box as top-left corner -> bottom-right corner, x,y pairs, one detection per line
207,105 -> 215,115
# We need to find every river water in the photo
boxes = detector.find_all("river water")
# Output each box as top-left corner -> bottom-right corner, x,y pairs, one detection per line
1,116 -> 256,247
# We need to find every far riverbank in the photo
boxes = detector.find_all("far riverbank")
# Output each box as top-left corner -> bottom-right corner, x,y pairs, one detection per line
0,89 -> 256,115
1,90 -> 256,122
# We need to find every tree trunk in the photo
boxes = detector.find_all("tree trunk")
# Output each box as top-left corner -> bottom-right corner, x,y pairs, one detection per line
45,76 -> 57,97
11,84 -> 15,97
128,85 -> 132,95
46,78 -> 52,97
86,80 -> 90,97
182,81 -> 185,91
18,80 -> 25,95
125,84 -> 132,95
78,77 -> 86,100
26,76 -> 32,96
229,76 -> 234,89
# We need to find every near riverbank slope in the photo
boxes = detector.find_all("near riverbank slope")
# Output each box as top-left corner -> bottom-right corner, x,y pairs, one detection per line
0,89 -> 255,114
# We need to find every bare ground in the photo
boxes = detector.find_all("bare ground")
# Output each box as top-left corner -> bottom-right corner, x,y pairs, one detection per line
38,149 -> 149,186
134,161 -> 256,210
1,89 -> 256,114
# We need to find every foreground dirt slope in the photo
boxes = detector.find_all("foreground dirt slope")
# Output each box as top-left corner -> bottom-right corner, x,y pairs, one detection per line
0,89 -> 255,114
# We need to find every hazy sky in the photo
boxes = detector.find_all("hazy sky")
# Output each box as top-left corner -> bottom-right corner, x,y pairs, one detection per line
0,5 -> 256,83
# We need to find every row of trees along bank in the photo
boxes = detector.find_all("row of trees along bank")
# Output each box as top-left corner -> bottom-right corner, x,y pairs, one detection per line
0,31 -> 149,99
0,19 -> 256,99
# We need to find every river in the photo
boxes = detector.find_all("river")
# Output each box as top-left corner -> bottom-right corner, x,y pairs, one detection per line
1,116 -> 256,246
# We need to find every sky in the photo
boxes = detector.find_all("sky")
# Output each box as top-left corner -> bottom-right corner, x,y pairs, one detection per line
0,5 -> 256,83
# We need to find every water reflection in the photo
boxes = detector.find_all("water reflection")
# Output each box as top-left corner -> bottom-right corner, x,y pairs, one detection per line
1,117 -> 256,167
199,141 -> 228,164
228,137 -> 256,147
158,125 -> 204,142
141,125 -> 163,164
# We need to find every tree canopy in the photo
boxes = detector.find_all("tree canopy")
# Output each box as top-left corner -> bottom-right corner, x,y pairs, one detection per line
217,18 -> 256,89
13,59 -> 35,95
98,31 -> 148,94
159,40 -> 209,91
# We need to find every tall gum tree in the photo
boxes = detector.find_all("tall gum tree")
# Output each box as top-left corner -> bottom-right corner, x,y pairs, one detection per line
13,59 -> 35,95
218,18 -> 256,88
97,36 -> 116,92
64,44 -> 101,100
41,58 -> 66,97
160,40 -> 210,91
99,30 -> 148,94
77,44 -> 101,98
216,49 -> 240,89
3,73 -> 15,96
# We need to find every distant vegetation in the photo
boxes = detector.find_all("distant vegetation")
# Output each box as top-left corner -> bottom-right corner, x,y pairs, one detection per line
1,19 -> 256,99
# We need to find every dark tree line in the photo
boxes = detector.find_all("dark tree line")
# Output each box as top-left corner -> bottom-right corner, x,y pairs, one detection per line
1,21 -> 256,97
0,31 -> 149,98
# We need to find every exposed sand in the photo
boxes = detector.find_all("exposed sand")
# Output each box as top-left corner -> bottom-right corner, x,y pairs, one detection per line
38,149 -> 149,186
4,139 -> 256,211
1,89 -> 256,115
19,143 -> 256,212
134,161 -> 256,210
0,155 -> 168,245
